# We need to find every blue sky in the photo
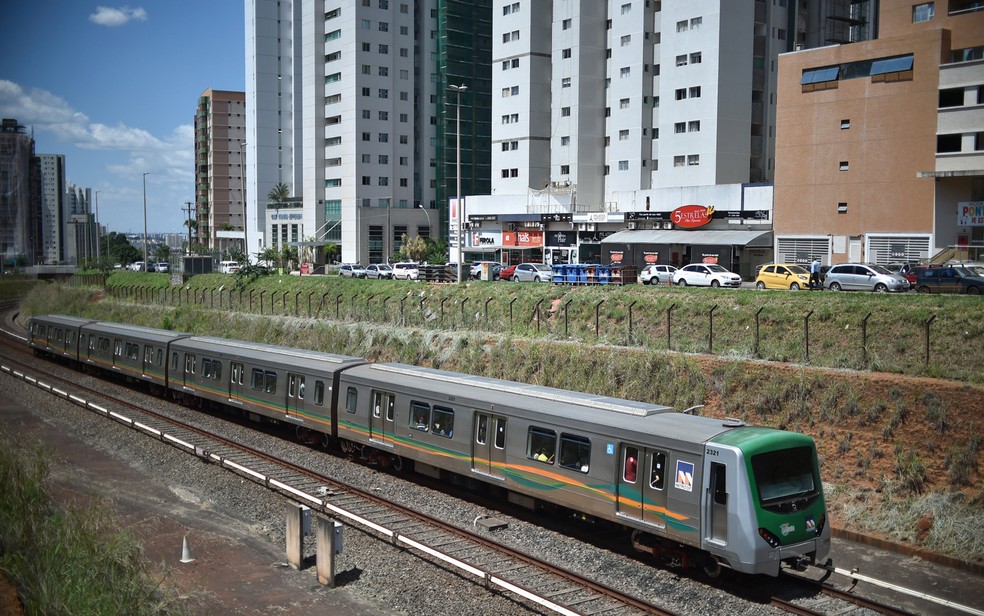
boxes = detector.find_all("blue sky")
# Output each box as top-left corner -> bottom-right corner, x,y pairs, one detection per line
0,2 -> 245,235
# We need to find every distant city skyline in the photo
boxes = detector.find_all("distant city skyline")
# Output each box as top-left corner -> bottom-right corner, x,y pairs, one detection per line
0,2 -> 245,235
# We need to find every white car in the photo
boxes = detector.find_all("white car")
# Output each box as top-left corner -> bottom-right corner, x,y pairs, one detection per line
392,262 -> 419,280
470,261 -> 502,279
672,263 -> 742,288
365,264 -> 394,279
338,263 -> 367,278
156,262 -> 170,273
639,264 -> 678,285
510,263 -> 552,282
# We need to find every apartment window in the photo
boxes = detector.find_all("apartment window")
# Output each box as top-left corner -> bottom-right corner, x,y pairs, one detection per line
379,21 -> 388,32
326,157 -> 341,167
560,165 -> 570,174
676,20 -> 687,32
561,107 -> 571,117
326,115 -> 342,126
378,111 -> 388,121
400,69 -> 408,80
619,129 -> 630,140
400,91 -> 408,101
503,30 -> 519,43
361,19 -> 371,29
561,136 -> 570,146
378,66 -> 388,76
326,178 -> 341,187
362,64 -> 371,75
379,133 -> 389,142
362,176 -> 371,186
562,18 -> 572,30
361,154 -> 371,163
503,2 -> 520,15
841,119 -> 851,129
688,120 -> 700,132
674,155 -> 685,167
689,86 -> 701,98
621,3 -> 631,14
400,156 -> 408,165
562,48 -> 572,58
325,51 -> 341,62
400,47 -> 408,57
562,77 -> 571,87
839,161 -> 849,171
674,122 -> 686,133
326,29 -> 341,41
326,136 -> 341,146
621,34 -> 631,46
620,98 -> 630,109
378,0 -> 388,8
618,160 -> 629,171
379,88 -> 388,98
363,42 -> 371,52
325,94 -> 341,105
690,52 -> 702,64
362,132 -> 371,141
325,8 -> 340,20
675,88 -> 686,100
401,3 -> 409,13
688,154 -> 700,166
913,2 -> 934,22
325,72 -> 341,83
777,28 -> 786,40
676,54 -> 687,66
378,177 -> 389,186
690,17 -> 702,29
400,135 -> 408,144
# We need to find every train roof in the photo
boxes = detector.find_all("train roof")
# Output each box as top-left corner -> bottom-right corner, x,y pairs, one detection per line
82,321 -> 193,344
344,363 -> 735,448
172,336 -> 366,371
31,314 -> 98,328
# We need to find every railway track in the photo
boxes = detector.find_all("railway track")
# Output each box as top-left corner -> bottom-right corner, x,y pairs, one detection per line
0,337 -> 676,616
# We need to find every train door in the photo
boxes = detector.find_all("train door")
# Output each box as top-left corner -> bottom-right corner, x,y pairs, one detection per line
616,444 -> 668,529
141,345 -> 154,377
287,373 -> 306,419
369,390 -> 396,445
707,462 -> 728,545
472,412 -> 506,480
228,362 -> 244,405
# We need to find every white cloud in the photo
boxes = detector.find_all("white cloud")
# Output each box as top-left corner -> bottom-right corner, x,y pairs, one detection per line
89,6 -> 148,27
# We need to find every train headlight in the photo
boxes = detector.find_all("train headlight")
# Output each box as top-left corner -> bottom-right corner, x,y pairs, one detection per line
758,527 -> 781,549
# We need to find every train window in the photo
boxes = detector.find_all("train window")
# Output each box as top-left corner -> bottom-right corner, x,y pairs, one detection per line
559,434 -> 591,473
144,346 -> 154,364
432,407 -> 454,437
264,371 -> 277,394
345,387 -> 358,413
100,337 -> 111,353
290,374 -> 303,399
494,418 -> 506,449
55,328 -> 64,343
251,368 -> 265,390
297,377 -> 305,399
202,359 -> 212,378
114,339 -> 123,357
623,447 -> 639,483
171,352 -> 179,371
527,427 -> 556,464
231,362 -> 244,385
314,381 -> 325,406
410,401 -> 430,431
185,354 -> 196,374
157,349 -> 163,366
68,331 -> 77,347
125,343 -> 139,361
650,451 -> 667,490
476,416 -> 488,445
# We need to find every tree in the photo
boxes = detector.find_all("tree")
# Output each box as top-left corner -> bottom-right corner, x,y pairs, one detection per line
105,232 -> 140,267
398,234 -> 428,262
267,183 -> 290,206
154,244 -> 171,264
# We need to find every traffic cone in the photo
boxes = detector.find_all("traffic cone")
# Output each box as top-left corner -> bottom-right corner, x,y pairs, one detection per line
180,535 -> 196,563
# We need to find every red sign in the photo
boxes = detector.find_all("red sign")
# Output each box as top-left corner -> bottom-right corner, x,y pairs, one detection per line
671,204 -> 715,229
643,253 -> 658,263
501,230 -> 543,247
610,251 -> 624,263
300,263 -> 310,275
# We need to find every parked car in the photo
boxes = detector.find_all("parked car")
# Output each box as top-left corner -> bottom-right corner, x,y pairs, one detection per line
129,261 -> 146,272
470,261 -> 503,279
509,262 -> 552,282
823,263 -> 909,292
903,264 -> 935,287
365,264 -> 394,279
218,260 -> 241,274
338,263 -> 367,278
754,263 -> 811,290
392,262 -> 419,280
672,263 -> 742,288
914,265 -> 984,294
639,264 -> 678,285
498,264 -> 517,281
155,262 -> 170,273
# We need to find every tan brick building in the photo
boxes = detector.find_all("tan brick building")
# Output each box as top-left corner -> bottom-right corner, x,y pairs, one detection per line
774,0 -> 984,265
194,89 -> 246,254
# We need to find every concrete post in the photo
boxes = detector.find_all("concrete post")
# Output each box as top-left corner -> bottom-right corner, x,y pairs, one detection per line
316,517 -> 341,587
286,503 -> 305,570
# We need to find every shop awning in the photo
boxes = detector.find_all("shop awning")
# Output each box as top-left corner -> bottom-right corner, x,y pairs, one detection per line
600,229 -> 773,247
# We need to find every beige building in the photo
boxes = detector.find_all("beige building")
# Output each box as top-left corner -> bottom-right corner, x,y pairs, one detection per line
774,0 -> 984,266
194,89 -> 246,254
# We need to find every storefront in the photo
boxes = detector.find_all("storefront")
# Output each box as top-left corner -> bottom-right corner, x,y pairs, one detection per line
601,229 -> 773,279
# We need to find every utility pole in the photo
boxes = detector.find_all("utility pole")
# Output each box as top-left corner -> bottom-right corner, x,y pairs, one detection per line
183,201 -> 195,255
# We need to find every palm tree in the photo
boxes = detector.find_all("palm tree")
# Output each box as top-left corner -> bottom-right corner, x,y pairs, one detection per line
267,183 -> 290,206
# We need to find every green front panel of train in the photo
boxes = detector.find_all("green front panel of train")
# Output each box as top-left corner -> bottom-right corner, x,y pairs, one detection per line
713,428 -> 827,546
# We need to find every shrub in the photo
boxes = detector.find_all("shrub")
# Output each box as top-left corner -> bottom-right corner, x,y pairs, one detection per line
894,443 -> 928,495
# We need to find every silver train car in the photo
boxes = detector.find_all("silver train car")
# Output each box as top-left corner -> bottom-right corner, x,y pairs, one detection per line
27,315 -> 831,577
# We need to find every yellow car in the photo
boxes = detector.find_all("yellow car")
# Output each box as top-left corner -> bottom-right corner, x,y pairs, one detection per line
755,263 -> 811,290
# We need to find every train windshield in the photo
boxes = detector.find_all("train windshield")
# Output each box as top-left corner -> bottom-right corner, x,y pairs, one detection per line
751,446 -> 818,512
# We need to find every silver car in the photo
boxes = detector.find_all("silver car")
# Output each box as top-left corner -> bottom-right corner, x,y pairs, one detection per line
823,263 -> 909,292
510,262 -> 552,282
365,264 -> 394,279
639,264 -> 678,285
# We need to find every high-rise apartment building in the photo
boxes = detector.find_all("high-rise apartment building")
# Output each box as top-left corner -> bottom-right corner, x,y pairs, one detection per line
37,154 -> 66,264
774,0 -> 984,265
195,89 -> 247,254
245,0 -> 492,265
65,183 -> 95,264
0,118 -> 41,267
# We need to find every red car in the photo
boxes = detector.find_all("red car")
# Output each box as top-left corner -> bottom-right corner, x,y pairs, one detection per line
905,265 -> 936,287
498,264 -> 517,280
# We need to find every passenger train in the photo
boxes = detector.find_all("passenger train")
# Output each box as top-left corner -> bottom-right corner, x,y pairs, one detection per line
28,314 -> 830,577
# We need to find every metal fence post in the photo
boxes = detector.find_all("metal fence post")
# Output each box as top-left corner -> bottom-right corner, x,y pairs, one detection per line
485,296 -> 493,324
509,297 -> 517,329
861,312 -> 872,367
925,314 -> 936,367
365,294 -> 375,319
382,297 -> 390,323
595,300 -> 605,338
628,300 -> 637,345
755,306 -> 764,358
440,297 -> 448,324
804,309 -> 814,362
461,297 -> 469,326
308,292 -> 314,317
564,299 -> 573,337
533,299 -> 544,333
667,303 -> 676,350
336,294 -> 343,319
708,304 -> 718,354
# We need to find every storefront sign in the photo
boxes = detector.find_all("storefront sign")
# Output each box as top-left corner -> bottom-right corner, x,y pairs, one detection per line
546,231 -> 576,246
958,201 -> 984,226
671,205 -> 715,229
608,250 -> 625,263
502,230 -> 544,247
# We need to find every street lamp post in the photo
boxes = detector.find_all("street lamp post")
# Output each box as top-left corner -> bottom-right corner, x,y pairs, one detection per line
142,172 -> 149,271
449,83 -> 467,283
240,141 -> 250,264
